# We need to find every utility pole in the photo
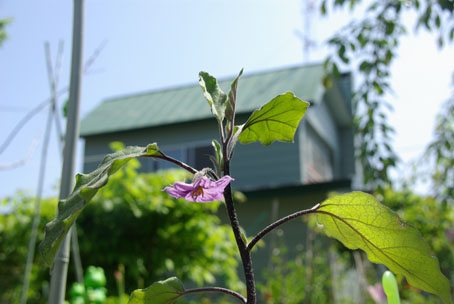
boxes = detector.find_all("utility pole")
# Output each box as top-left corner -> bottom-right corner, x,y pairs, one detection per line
48,0 -> 84,303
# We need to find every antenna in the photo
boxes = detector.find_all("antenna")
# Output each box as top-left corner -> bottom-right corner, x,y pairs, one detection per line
295,0 -> 316,63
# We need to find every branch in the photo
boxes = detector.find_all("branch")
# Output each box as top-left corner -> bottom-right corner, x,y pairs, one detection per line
183,287 -> 246,303
0,99 -> 50,155
247,203 -> 321,251
45,41 -> 65,151
83,40 -> 107,74
0,138 -> 39,170
0,41 -> 106,157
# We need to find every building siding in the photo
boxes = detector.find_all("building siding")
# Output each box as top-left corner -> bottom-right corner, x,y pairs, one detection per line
84,116 -> 301,191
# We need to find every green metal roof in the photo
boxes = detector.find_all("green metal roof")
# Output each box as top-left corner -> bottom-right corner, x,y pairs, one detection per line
80,63 -> 327,137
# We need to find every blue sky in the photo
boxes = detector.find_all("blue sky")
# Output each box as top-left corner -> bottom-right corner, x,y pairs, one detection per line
0,0 -> 453,198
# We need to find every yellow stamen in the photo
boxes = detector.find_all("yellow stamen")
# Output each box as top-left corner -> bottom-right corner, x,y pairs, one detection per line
191,186 -> 204,200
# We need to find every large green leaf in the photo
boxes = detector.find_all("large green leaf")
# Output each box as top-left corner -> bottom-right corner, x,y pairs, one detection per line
39,144 -> 162,266
128,277 -> 184,304
238,92 -> 309,146
199,71 -> 227,122
316,192 -> 452,304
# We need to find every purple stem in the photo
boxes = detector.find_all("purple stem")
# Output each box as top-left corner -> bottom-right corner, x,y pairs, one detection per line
223,154 -> 256,303
247,203 -> 321,252
183,287 -> 246,303
147,153 -> 197,175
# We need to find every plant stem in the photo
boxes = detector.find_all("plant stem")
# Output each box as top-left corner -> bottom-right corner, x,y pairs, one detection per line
223,158 -> 256,303
151,153 -> 197,175
247,203 -> 320,252
183,287 -> 246,303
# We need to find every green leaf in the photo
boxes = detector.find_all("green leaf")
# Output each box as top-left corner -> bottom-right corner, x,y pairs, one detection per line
39,144 -> 163,266
212,139 -> 223,166
238,92 -> 309,146
128,277 -> 184,304
199,71 -> 227,122
211,139 -> 223,175
225,69 -> 243,122
320,0 -> 327,15
316,192 -> 452,304
338,45 -> 349,64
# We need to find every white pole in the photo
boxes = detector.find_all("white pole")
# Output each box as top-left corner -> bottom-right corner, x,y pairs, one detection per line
48,0 -> 84,302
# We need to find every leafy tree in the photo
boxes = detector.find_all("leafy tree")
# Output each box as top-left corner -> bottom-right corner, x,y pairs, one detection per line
322,0 -> 454,189
424,75 -> 454,205
0,192 -> 57,303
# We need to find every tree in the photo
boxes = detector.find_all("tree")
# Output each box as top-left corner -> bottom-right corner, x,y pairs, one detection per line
424,74 -> 454,205
322,0 -> 454,189
0,192 -> 57,303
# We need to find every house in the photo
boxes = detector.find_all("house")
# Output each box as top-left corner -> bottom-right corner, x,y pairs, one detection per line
80,63 -> 356,282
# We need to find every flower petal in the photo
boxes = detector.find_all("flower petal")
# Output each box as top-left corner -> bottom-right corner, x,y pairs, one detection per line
214,176 -> 234,188
162,186 -> 185,199
162,175 -> 234,202
162,181 -> 195,199
173,181 -> 195,192
197,177 -> 217,189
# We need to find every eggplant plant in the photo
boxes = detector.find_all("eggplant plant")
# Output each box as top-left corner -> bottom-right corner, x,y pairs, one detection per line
40,70 -> 451,303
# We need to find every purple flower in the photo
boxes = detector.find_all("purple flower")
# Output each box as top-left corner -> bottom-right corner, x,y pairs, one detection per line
163,175 -> 234,202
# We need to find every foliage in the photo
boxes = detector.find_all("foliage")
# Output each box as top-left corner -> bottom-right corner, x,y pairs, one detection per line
257,241 -> 331,304
0,166 -> 239,302
315,192 -> 451,304
69,266 -> 107,304
322,0 -> 454,189
40,144 -> 163,266
74,158 -> 241,295
424,77 -> 454,205
381,186 -> 454,302
0,192 -> 57,303
0,18 -> 10,48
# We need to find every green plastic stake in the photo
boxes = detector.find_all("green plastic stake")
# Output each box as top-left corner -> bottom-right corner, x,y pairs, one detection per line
382,270 -> 401,304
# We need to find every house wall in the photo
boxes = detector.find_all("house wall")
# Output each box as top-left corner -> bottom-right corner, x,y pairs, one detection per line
299,99 -> 352,183
83,92 -> 354,190
83,115 -> 302,191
